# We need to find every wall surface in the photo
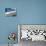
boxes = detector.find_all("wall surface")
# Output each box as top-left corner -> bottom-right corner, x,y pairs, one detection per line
0,0 -> 46,44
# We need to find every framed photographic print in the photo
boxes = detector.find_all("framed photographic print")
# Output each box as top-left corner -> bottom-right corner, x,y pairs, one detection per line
5,8 -> 16,16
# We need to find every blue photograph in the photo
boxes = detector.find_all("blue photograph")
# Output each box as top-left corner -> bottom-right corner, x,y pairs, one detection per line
5,8 -> 16,16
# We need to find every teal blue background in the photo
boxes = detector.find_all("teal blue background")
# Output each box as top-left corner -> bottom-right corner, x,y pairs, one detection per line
0,0 -> 46,44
